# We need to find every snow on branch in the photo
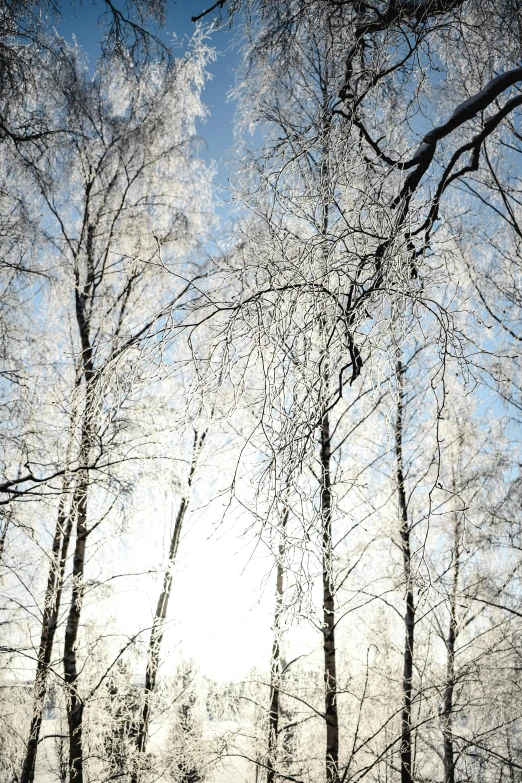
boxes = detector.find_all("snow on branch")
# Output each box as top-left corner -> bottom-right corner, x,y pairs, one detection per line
399,66 -> 522,201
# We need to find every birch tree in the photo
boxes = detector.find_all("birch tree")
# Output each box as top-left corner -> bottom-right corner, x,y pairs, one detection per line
133,427 -> 208,781
196,0 -> 522,416
12,37 -> 213,783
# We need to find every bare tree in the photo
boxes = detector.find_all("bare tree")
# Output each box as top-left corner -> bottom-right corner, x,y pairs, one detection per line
266,506 -> 288,783
11,37 -> 213,782
394,356 -> 415,783
133,427 -> 208,780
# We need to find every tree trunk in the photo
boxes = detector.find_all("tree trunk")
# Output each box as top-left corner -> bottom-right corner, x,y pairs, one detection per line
266,507 -> 287,783
63,471 -> 89,783
505,724 -> 516,783
321,409 -> 339,783
442,506 -> 461,783
132,430 -> 205,782
0,515 -> 10,562
20,489 -> 75,783
62,232 -> 97,783
395,358 -> 415,783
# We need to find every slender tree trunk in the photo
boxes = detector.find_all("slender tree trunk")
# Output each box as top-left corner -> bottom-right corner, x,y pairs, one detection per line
62,234 -> 97,783
0,515 -> 10,562
395,358 -> 415,783
63,469 -> 89,783
505,723 -> 516,783
133,496 -> 187,753
442,507 -> 461,783
316,105 -> 339,783
132,430 -> 205,782
20,485 -> 75,783
266,508 -> 288,783
321,409 -> 339,783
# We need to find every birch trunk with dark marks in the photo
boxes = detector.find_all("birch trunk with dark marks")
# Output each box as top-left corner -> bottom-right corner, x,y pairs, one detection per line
132,430 -> 206,781
266,507 -> 288,783
63,463 -> 90,783
63,246 -> 97,783
321,409 -> 339,783
505,725 -> 516,783
21,415 -> 79,783
315,105 -> 339,783
0,515 -> 9,562
442,503 -> 461,783
20,492 -> 75,783
395,358 -> 415,783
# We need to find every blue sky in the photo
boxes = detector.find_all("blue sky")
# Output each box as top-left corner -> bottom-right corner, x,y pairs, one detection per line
57,1 -> 240,194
